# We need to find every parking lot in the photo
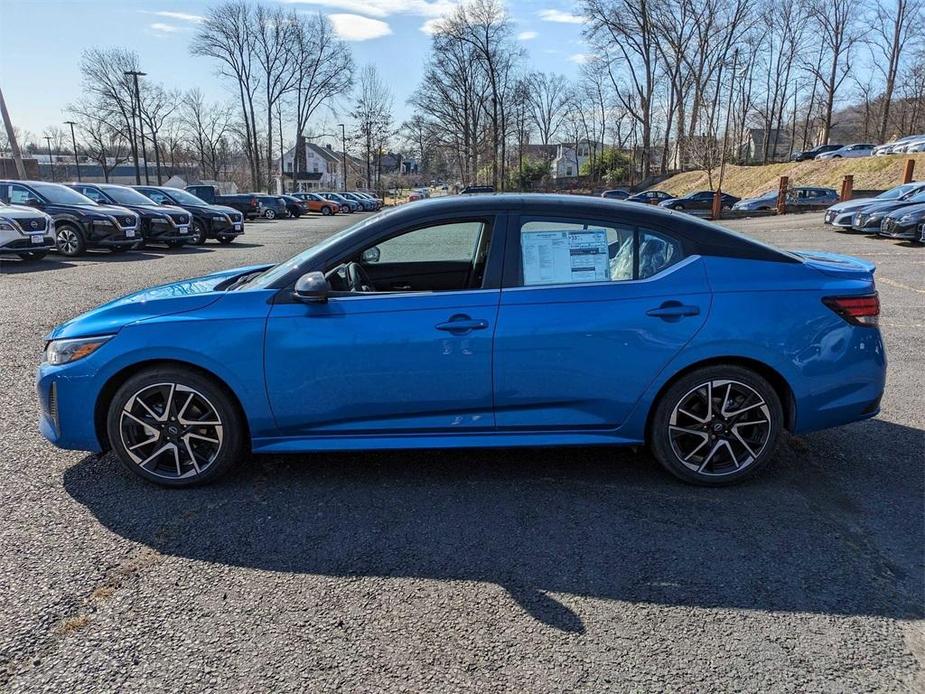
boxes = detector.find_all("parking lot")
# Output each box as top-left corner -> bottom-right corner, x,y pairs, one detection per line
1,212 -> 922,692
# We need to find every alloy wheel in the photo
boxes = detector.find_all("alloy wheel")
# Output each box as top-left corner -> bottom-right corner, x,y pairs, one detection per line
668,379 -> 771,477
119,382 -> 224,481
57,228 -> 80,255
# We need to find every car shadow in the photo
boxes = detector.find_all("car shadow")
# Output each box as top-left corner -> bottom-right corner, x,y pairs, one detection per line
210,242 -> 263,249
64,417 -> 924,633
0,256 -> 76,273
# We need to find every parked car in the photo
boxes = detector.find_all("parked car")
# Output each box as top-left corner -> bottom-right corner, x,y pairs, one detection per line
354,191 -> 383,209
601,189 -> 630,200
290,192 -> 338,216
185,185 -> 262,220
732,187 -> 838,211
872,135 -> 925,155
887,137 -> 925,155
878,203 -> 925,240
36,194 -> 885,488
906,140 -> 925,153
850,189 -> 925,232
134,186 -> 244,245
823,182 -> 925,227
658,191 -> 740,211
341,192 -> 377,211
0,199 -> 56,260
319,192 -> 357,213
460,185 -> 494,194
815,144 -> 875,160
626,190 -> 674,205
0,180 -> 139,256
791,144 -> 843,161
66,183 -> 192,248
252,195 -> 288,220
279,194 -> 311,218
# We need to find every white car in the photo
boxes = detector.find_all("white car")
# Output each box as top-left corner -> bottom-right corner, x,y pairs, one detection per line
873,135 -> 925,155
815,143 -> 875,160
0,200 -> 55,260
907,139 -> 925,153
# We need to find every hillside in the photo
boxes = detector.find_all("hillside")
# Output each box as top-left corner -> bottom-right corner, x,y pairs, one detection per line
655,153 -> 925,198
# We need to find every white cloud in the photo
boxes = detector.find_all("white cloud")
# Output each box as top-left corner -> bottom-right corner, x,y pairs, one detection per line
517,30 -> 538,40
539,9 -> 584,24
139,10 -> 204,23
149,22 -> 181,34
420,17 -> 443,34
568,53 -> 593,64
328,13 -> 393,41
285,0 -> 456,19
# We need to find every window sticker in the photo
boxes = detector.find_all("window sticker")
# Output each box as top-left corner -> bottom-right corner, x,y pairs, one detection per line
521,228 -> 609,285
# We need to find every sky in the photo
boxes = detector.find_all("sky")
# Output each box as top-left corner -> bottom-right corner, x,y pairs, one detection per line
0,0 -> 588,142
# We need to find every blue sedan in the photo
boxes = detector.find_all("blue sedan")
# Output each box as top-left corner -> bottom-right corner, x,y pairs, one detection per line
37,195 -> 886,487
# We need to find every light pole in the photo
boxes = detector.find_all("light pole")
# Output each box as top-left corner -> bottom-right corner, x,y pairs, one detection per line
44,135 -> 55,182
64,120 -> 80,182
124,70 -> 149,185
338,123 -> 347,192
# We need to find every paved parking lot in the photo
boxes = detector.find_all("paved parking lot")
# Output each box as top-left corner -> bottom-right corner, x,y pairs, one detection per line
1,211 -> 922,692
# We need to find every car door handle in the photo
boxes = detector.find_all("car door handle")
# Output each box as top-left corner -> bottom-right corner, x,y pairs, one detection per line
436,315 -> 489,334
646,302 -> 701,319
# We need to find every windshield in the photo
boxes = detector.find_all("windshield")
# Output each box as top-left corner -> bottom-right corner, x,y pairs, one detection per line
877,183 -> 923,200
247,208 -> 398,290
904,191 -> 925,203
163,188 -> 208,206
31,182 -> 96,205
102,186 -> 156,205
327,193 -> 347,202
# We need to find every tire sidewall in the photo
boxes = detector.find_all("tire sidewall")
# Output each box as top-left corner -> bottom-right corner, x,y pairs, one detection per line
649,365 -> 784,486
191,220 -> 207,245
321,206 -> 332,216
106,367 -> 244,487
56,223 -> 85,256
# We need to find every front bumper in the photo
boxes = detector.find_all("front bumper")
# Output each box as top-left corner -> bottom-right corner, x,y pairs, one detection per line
208,217 -> 245,237
0,233 -> 56,253
36,360 -> 105,452
878,218 -> 918,239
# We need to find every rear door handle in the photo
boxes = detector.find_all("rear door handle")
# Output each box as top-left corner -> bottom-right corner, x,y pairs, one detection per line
436,314 -> 489,334
646,302 -> 701,319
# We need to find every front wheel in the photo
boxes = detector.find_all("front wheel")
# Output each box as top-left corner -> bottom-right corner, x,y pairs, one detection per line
264,208 -> 276,220
106,367 -> 245,487
189,221 -> 207,245
56,225 -> 86,257
321,206 -> 332,216
217,235 -> 234,245
649,365 -> 783,486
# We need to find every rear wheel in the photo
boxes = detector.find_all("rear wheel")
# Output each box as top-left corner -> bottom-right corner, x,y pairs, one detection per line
56,224 -> 86,257
264,208 -> 276,220
321,206 -> 332,216
649,365 -> 783,486
106,367 -> 245,487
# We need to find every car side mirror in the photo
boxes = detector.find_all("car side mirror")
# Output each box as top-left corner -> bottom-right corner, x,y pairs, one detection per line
361,246 -> 380,264
293,271 -> 329,303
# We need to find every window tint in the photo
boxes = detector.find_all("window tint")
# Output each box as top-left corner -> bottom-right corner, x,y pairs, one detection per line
142,190 -> 170,205
519,220 -> 682,286
8,184 -> 34,204
80,187 -> 105,202
372,222 -> 484,263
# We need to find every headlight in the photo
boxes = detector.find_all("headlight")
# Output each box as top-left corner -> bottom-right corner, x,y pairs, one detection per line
899,215 -> 912,223
45,336 -> 112,365
0,217 -> 16,231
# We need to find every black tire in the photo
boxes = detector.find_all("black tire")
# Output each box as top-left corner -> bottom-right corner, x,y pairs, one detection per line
17,250 -> 48,260
106,366 -> 245,487
190,220 -> 207,246
264,208 -> 276,220
56,223 -> 86,257
290,211 -> 301,218
649,365 -> 783,486
321,206 -> 332,216
217,236 -> 234,245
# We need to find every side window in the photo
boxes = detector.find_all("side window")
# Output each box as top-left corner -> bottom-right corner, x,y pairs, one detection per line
145,190 -> 168,204
8,184 -> 34,204
519,219 -> 683,286
371,222 -> 485,263
81,187 -> 104,202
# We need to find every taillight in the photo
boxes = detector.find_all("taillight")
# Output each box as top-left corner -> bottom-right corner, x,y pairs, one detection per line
823,294 -> 880,327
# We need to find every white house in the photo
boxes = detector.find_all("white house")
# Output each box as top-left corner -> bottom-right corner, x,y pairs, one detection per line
280,141 -> 341,191
550,140 -> 601,178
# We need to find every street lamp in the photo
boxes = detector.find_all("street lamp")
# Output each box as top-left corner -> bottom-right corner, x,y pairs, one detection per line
338,123 -> 347,192
64,120 -> 80,182
124,70 -> 149,185
44,135 -> 54,182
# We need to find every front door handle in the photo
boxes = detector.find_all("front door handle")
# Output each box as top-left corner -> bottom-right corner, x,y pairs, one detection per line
646,302 -> 701,319
436,314 -> 489,335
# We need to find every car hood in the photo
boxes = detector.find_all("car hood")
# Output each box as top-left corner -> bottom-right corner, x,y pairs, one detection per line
47,264 -> 274,341
854,200 -> 920,215
53,202 -> 135,218
827,198 -> 877,214
885,202 -> 925,219
0,204 -> 50,219
735,195 -> 775,206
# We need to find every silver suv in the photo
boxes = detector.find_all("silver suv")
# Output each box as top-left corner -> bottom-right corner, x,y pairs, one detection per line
0,200 -> 55,261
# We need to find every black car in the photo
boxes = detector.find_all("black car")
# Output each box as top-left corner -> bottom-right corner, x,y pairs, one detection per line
185,185 -> 262,220
460,185 -> 495,194
791,144 -> 844,161
600,189 -> 629,200
279,194 -> 310,218
134,186 -> 244,245
658,191 -> 740,211
253,195 -> 288,220
627,190 -> 674,205
0,180 -> 139,256
66,183 -> 192,248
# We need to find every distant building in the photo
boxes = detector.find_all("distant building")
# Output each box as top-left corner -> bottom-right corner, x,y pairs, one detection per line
550,140 -> 602,178
279,140 -> 367,191
739,128 -> 793,163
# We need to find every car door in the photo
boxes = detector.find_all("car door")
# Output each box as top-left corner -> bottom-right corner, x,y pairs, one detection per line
263,215 -> 504,435
492,213 -> 711,430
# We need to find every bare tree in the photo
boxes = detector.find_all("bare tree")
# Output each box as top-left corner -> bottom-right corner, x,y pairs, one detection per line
140,84 -> 180,184
869,0 -> 923,141
350,65 -> 393,189
181,89 -> 235,180
527,72 -> 570,148
808,0 -> 862,144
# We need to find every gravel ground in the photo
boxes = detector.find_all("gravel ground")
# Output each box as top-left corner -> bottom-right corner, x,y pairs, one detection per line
0,210 -> 922,692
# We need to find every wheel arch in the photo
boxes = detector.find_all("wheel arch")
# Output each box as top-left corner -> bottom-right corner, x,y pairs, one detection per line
94,358 -> 251,452
643,356 -> 796,441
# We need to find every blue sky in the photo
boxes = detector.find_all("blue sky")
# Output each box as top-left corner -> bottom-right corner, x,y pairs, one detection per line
0,0 -> 588,139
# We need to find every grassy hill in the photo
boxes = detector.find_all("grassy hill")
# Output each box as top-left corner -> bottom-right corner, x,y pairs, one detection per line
655,153 -> 925,198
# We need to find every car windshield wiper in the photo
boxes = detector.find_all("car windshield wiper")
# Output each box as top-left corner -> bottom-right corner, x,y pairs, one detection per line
223,269 -> 269,291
